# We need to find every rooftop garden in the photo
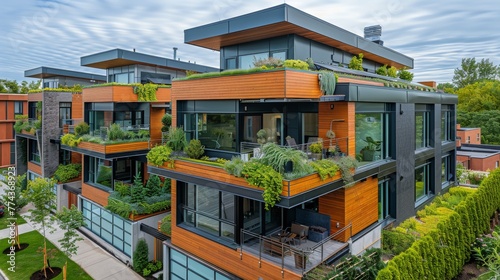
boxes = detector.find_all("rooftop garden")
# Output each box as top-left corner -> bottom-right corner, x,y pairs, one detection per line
174,56 -> 436,92
61,122 -> 150,147
28,85 -> 83,94
83,82 -> 170,101
148,127 -> 359,210
105,173 -> 171,219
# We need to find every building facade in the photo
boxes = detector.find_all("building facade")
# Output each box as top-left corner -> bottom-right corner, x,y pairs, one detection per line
0,94 -> 27,168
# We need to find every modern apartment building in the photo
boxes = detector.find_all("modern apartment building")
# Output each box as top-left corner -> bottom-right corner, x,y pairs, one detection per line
144,4 -> 458,279
0,93 -> 27,168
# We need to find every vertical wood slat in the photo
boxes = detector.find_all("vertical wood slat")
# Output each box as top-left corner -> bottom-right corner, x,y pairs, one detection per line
318,102 -> 356,157
81,182 -> 109,207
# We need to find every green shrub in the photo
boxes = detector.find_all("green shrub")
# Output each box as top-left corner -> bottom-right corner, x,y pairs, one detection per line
130,173 -> 145,204
309,159 -> 339,180
253,57 -> 284,69
145,174 -> 162,197
161,113 -> 172,132
61,133 -> 82,147
283,59 -> 309,70
138,129 -> 150,139
382,230 -> 416,256
259,143 -> 312,175
167,126 -> 187,152
53,164 -> 82,183
108,123 -> 125,141
223,157 -> 246,177
74,122 -> 90,136
133,238 -> 149,273
134,83 -> 158,101
376,65 -> 388,76
147,145 -> 173,166
241,161 -> 283,210
160,214 -> 172,235
398,68 -> 414,81
348,53 -> 364,71
105,198 -> 133,218
114,181 -> 131,197
184,139 -> 205,159
387,66 -> 398,78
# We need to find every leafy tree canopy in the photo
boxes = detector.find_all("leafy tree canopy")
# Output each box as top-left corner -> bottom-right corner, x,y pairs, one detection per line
453,58 -> 499,88
0,79 -> 41,93
456,80 -> 500,112
437,82 -> 456,94
458,110 -> 500,144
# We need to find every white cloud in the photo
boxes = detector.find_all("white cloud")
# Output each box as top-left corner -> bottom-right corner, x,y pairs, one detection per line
0,0 -> 499,84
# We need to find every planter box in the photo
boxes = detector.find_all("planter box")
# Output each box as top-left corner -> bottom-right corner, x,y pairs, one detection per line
83,85 -> 171,102
77,141 -> 149,154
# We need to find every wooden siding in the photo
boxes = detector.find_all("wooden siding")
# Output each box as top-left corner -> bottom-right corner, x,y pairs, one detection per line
160,160 -> 341,197
72,93 -> 83,119
318,102 -> 356,157
83,86 -> 171,103
150,107 -> 164,142
77,141 -> 149,154
319,177 -> 378,242
170,180 -> 301,280
28,161 -> 42,176
71,151 -> 82,164
81,182 -> 109,207
172,70 -> 322,101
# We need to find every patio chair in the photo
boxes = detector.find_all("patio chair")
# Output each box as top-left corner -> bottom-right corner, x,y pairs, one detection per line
290,223 -> 309,244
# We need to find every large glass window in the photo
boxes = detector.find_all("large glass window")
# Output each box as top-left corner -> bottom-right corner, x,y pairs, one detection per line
415,162 -> 431,202
441,105 -> 453,142
28,102 -> 37,119
108,66 -> 135,83
442,154 -> 453,188
181,183 -> 235,242
416,105 -> 431,149
88,110 -> 113,133
14,101 -> 23,115
29,139 -> 40,164
59,150 -> 71,165
355,103 -> 392,163
170,249 -> 232,280
87,156 -> 112,190
184,113 -> 236,151
378,178 -> 390,220
239,52 -> 269,69
59,102 -> 72,128
81,198 -> 132,256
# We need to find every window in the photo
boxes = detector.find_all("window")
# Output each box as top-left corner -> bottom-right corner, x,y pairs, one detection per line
378,178 -> 390,220
355,103 -> 393,163
239,52 -> 269,69
29,139 -> 40,164
466,136 -> 470,144
441,105 -> 453,142
181,183 -> 235,242
81,198 -> 132,256
477,133 -> 480,142
184,113 -> 236,151
86,156 -> 112,190
416,105 -> 431,149
442,154 -> 453,188
225,58 -> 236,70
108,66 -> 135,83
496,161 -> 499,168
14,101 -> 23,115
28,102 -> 37,119
59,102 -> 72,127
59,150 -> 71,165
271,50 -> 286,61
415,162 -> 431,203
170,249 -> 232,280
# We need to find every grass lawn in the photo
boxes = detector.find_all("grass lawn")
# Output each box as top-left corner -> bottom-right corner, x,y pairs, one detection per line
0,214 -> 27,230
0,230 -> 93,280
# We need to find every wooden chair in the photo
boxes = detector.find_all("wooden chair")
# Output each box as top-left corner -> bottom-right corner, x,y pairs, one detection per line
291,223 -> 309,244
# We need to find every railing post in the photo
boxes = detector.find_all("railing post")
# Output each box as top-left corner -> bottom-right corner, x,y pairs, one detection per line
240,229 -> 243,260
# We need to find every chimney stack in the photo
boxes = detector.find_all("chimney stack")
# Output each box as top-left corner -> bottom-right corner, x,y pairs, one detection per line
364,25 -> 383,45
173,47 -> 178,60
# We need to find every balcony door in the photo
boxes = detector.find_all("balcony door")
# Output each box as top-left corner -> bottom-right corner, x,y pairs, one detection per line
262,113 -> 283,145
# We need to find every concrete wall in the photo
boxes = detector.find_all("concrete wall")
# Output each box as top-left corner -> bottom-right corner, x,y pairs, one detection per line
350,224 -> 382,255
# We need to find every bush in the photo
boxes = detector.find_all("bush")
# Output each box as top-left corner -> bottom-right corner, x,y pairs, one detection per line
253,57 -> 284,69
283,59 -> 309,70
108,123 -> 125,141
348,53 -> 364,71
184,139 -> 205,159
241,161 -> 283,210
160,214 -> 172,235
376,65 -> 388,76
398,68 -> 414,81
61,133 -> 82,147
161,113 -> 172,132
382,230 -> 416,256
145,174 -> 162,197
53,164 -> 82,183
74,122 -> 90,136
167,127 -> 187,152
387,66 -> 398,78
133,238 -> 149,273
114,181 -> 131,197
147,145 -> 173,167
130,173 -> 145,204
224,157 -> 246,177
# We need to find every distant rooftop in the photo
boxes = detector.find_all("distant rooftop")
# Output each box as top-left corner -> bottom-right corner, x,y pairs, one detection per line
185,4 -> 413,69
458,144 -> 500,159
81,48 -> 219,73
458,127 -> 480,131
24,66 -> 106,81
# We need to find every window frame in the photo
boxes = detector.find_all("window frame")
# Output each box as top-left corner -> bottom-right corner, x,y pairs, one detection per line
14,101 -> 23,115
415,105 -> 431,150
415,162 -> 431,204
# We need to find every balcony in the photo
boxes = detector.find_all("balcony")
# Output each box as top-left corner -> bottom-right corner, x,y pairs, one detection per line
14,116 -> 41,137
82,84 -> 171,103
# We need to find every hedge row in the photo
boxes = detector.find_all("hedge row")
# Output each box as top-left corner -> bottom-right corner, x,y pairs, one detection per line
377,168 -> 500,279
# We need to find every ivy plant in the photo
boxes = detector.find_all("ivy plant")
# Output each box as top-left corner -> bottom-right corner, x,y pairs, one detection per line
241,161 -> 283,210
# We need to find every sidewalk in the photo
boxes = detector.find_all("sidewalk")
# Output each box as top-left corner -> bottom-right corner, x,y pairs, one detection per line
0,182 -> 143,280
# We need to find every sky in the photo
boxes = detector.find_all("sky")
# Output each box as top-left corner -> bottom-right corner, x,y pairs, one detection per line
1,0 -> 499,84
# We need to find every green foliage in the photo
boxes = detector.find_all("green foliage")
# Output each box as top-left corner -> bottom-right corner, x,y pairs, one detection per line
53,163 -> 82,183
105,198 -> 134,218
1,174 -> 28,214
130,173 -> 145,204
0,79 -> 40,93
74,122 -> 90,136
318,70 -> 337,95
308,142 -> 323,153
387,66 -> 398,78
28,86 -> 82,93
259,143 -> 313,175
133,238 -> 149,273
160,214 -> 172,235
145,174 -> 162,197
382,229 -> 416,256
13,115 -> 31,133
108,123 -> 125,141
348,53 -> 364,71
253,57 -> 284,69
114,181 -> 131,197
161,113 -> 172,132
457,109 -> 500,145
437,82 -> 456,93
61,133 -> 82,147
56,205 -> 85,259
241,161 -> 283,210
305,57 -> 316,70
309,159 -> 339,180
166,126 -> 188,152
184,139 -> 205,159
376,65 -> 388,76
324,248 -> 386,280
223,156 -> 246,177
147,144 -> 173,166
283,59 -> 309,70
134,83 -> 158,101
398,68 -> 414,81
453,57 -> 499,88
332,156 -> 359,186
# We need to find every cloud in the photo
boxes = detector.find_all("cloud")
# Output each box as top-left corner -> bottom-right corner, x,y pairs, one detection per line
0,0 -> 498,85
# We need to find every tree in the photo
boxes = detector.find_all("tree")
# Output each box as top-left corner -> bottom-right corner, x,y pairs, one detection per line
145,174 -> 162,197
437,82 -> 456,94
23,177 -> 57,278
20,80 -> 41,93
453,58 -> 498,88
456,80 -> 500,112
0,79 -> 40,93
2,174 -> 28,249
130,173 -> 145,203
57,205 -> 85,280
133,238 -> 149,273
348,53 -> 364,71
398,68 -> 414,82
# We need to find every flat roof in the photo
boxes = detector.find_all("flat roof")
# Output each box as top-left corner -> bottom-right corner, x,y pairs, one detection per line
457,150 -> 500,159
81,49 -> 219,73
458,127 -> 480,131
24,66 -> 106,81
185,4 -> 413,69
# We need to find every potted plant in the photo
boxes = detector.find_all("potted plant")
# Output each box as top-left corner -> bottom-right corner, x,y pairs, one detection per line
309,142 -> 323,161
361,136 -> 381,161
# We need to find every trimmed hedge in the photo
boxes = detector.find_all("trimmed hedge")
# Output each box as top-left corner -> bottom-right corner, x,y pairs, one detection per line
377,168 -> 500,279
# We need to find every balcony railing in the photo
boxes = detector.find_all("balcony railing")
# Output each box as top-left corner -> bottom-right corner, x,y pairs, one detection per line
62,118 -> 84,134
240,224 -> 351,275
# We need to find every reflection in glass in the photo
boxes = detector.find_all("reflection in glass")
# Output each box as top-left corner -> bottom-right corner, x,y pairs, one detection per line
415,164 -> 429,201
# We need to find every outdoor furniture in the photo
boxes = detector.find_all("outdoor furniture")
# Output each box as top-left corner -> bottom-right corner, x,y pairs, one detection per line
290,223 -> 309,244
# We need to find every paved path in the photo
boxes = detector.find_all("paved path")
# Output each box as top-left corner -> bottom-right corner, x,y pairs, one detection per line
0,181 -> 143,280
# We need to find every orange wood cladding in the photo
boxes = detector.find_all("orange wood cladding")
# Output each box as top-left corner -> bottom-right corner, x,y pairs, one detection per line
28,92 -> 43,102
318,177 -> 378,242
81,182 -> 109,207
170,182 -> 301,280
27,162 -> 42,176
71,152 -> 82,164
160,160 -> 341,197
77,141 -> 149,154
318,102 -> 356,157
150,107 -> 164,142
83,86 -> 171,102
337,77 -> 384,87
71,93 -> 83,119
172,70 -> 322,101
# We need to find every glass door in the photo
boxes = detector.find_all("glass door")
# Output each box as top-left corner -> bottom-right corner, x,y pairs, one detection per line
263,113 -> 283,145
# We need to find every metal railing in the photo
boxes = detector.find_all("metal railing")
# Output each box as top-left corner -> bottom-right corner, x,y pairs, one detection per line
240,223 -> 352,275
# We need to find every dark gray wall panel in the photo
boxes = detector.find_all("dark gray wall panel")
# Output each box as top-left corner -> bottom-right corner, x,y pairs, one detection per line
293,35 -> 311,61
310,41 -> 334,64
433,105 -> 442,194
408,91 -> 441,104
